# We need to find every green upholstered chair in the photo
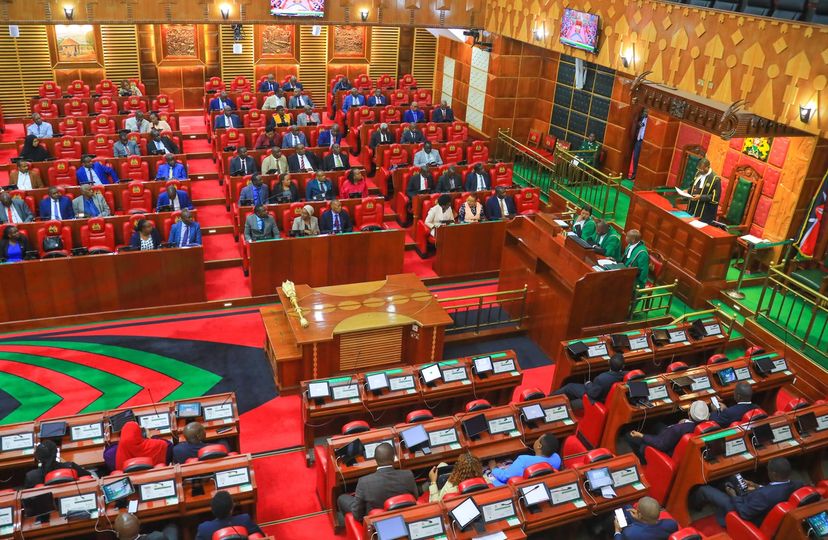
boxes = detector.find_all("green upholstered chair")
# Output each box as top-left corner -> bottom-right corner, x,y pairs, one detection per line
679,145 -> 706,190
789,249 -> 828,297
719,165 -> 763,234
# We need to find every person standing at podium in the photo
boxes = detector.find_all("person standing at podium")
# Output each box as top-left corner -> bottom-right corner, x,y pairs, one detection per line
685,158 -> 721,224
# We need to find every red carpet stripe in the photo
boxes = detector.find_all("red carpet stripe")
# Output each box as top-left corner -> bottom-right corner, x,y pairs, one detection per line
253,451 -> 321,522
0,359 -> 102,418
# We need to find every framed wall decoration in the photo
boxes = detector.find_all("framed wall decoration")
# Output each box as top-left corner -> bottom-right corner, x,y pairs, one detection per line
160,24 -> 199,60
742,137 -> 773,162
53,25 -> 99,64
330,25 -> 369,61
259,25 -> 295,59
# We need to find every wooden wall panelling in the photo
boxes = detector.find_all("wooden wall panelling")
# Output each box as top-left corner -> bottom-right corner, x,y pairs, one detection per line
398,28 -> 414,81
219,24 -> 254,83
368,26 -> 400,82
101,25 -> 141,82
412,28 -> 437,94
253,24 -> 299,81
0,25 -> 52,116
298,25 -> 328,106
137,24 -> 159,96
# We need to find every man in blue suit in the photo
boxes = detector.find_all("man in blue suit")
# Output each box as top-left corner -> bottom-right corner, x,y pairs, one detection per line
403,102 -> 426,123
320,199 -> 353,233
367,88 -> 387,107
692,458 -> 801,527
341,88 -> 366,114
156,185 -> 192,211
156,154 -> 188,180
77,155 -> 119,185
282,75 -> 303,92
39,186 -> 75,220
214,106 -> 242,129
485,186 -> 518,220
709,382 -> 759,427
613,497 -> 678,540
208,91 -> 236,111
431,100 -> 455,123
259,74 -> 280,93
281,126 -> 308,148
316,125 -> 342,149
168,209 -> 202,247
195,491 -> 262,540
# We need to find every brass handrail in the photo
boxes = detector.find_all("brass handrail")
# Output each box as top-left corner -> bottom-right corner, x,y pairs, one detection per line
437,287 -> 528,303
437,285 -> 529,335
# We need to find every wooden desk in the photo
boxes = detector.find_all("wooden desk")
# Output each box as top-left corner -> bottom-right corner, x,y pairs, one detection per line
324,428 -> 398,509
0,423 -> 36,477
510,469 -> 590,533
0,247 -> 205,324
179,454 -> 257,516
104,466 -> 183,523
248,229 -> 405,295
364,503 -> 450,540
573,454 -> 650,514
748,415 -> 804,464
776,499 -> 828,540
511,396 -> 577,442
434,220 -> 508,277
18,477 -> 101,539
0,489 -> 18,539
173,393 -> 240,448
397,417 -> 466,471
626,191 -> 736,307
455,406 -> 528,461
441,487 -> 527,539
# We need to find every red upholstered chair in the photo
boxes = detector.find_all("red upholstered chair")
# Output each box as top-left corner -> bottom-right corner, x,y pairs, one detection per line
158,112 -> 178,131
230,76 -> 252,93
467,141 -> 489,163
406,410 -> 433,423
672,421 -> 724,465
726,486 -> 820,540
782,398 -> 809,412
47,160 -> 78,186
10,191 -> 34,216
669,528 -> 703,540
162,211 -> 184,240
527,129 -> 542,149
354,197 -> 386,231
458,477 -> 489,494
342,421 -> 370,435
245,109 -> 266,129
56,137 -> 82,160
124,457 -> 154,473
413,197 -> 440,255
126,132 -> 148,155
220,128 -> 244,150
122,214 -> 146,246
64,98 -> 89,117
121,182 -> 152,214
625,369 -> 646,382
33,98 -> 58,119
579,384 -> 623,448
59,117 -> 85,136
465,399 -> 492,412
730,409 -> 768,428
350,106 -> 375,132
80,217 -> 115,254
666,361 -> 689,373
746,346 -> 766,357
424,122 -> 444,142
281,204 -> 304,236
152,94 -> 175,112
95,79 -> 118,97
353,73 -> 372,91
542,134 -> 558,157
237,92 -> 257,110
123,95 -> 147,113
378,105 -> 401,125
514,188 -> 541,215
45,468 -> 78,485
447,122 -> 468,143
391,90 -> 411,107
376,74 -> 395,90
39,81 -> 62,99
384,494 -> 416,511
413,89 -> 432,103
490,163 -> 514,187
437,142 -> 461,165
67,79 -> 90,98
519,388 -> 545,402
524,462 -> 556,478
707,353 -> 729,364
120,156 -> 149,182
198,444 -> 230,461
212,526 -> 248,540
91,114 -> 117,135
35,220 -> 73,258
205,76 -> 225,93
398,74 -> 417,91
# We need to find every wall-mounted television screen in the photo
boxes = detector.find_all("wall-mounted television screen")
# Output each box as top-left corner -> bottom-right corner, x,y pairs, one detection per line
270,0 -> 325,17
560,8 -> 600,53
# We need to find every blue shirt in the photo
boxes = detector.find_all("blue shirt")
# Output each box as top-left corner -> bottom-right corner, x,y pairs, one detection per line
491,454 -> 562,486
5,242 -> 22,262
84,197 -> 100,217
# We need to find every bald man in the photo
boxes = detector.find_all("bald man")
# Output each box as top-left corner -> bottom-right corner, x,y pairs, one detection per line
613,496 -> 678,539
172,422 -> 223,464
114,512 -> 178,540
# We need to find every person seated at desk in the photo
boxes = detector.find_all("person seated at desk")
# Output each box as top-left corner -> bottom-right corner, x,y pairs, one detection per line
113,129 -> 141,157
1,226 -> 31,263
342,87 -> 366,114
168,209 -> 201,247
425,193 -> 455,237
283,75 -> 303,93
239,174 -> 270,207
367,88 -> 387,107
244,204 -> 279,242
289,144 -> 319,174
196,490 -> 263,540
489,433 -> 561,486
24,440 -> 92,489
551,353 -> 626,410
594,219 -> 622,260
458,193 -> 485,223
259,73 -> 280,93
337,442 -> 418,524
317,124 -> 343,149
77,155 -> 119,185
172,422 -> 213,463
262,88 -> 287,111
262,146 -> 289,175
403,101 -> 426,124
130,219 -> 163,251
208,90 -> 236,111
148,129 -> 179,155
709,381 -> 759,427
406,166 -> 435,200
125,111 -> 149,134
72,184 -> 111,218
119,79 -> 142,97
229,146 -> 258,177
465,163 -> 491,192
622,229 -> 649,290
214,106 -> 242,129
267,106 -> 293,129
432,100 -> 455,123
297,105 -> 321,127
322,143 -> 350,171
572,206 -> 596,243
626,400 -> 709,464
254,126 -> 281,150
332,75 -> 352,94
684,157 -> 721,224
19,135 -> 51,162
27,113 -> 53,138
288,88 -> 314,109
282,125 -> 308,149
156,185 -> 193,212
413,141 -> 443,168
339,168 -> 368,199
115,421 -> 170,469
320,199 -> 353,234
156,153 -> 188,181
292,204 -> 320,236
437,165 -> 463,193
9,160 -> 43,191
40,186 -> 74,220
114,512 -> 178,540
369,123 -> 396,149
146,112 -> 171,134
691,457 -> 802,527
613,496 -> 678,540
401,123 -> 426,144
306,171 -> 334,201
427,453 -> 488,502
273,174 -> 299,203
485,186 -> 517,220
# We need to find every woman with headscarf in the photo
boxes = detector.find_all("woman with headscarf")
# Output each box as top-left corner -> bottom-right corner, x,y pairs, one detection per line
24,440 -> 92,488
19,135 -> 51,162
291,204 -> 320,236
115,421 -> 171,471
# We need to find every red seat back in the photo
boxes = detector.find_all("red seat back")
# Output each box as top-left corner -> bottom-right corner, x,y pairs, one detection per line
45,468 -> 78,485
389,90 -> 409,107
467,141 -> 489,163
524,462 -> 555,478
47,160 -> 78,186
542,134 -> 557,152
87,135 -> 114,158
245,109 -> 266,129
514,188 -> 541,215
527,129 -> 542,147
35,220 -> 73,257
120,156 -> 149,182
424,122 -> 444,142
354,197 -> 385,230
465,399 -> 491,412
39,81 -> 62,99
231,76 -> 251,93
221,128 -> 244,150
212,526 -> 248,540
95,79 -> 118,97
67,79 -> 90,98
152,94 -> 175,112
91,115 -> 117,135
382,145 -> 409,169
205,76 -> 225,93
81,217 -> 115,252
520,388 -> 545,402
666,362 -> 689,373
413,89 -> 432,103
405,409 -> 433,423
33,98 -> 58,119
342,420 -> 370,435
354,73 -> 372,91
376,74 -> 394,90
380,105 -> 401,124
237,92 -> 257,109
64,98 -> 89,117
124,96 -> 147,113
198,444 -> 229,461
121,182 -> 152,214
490,163 -> 513,187
458,477 -> 488,494
56,137 -> 82,159
669,528 -> 702,540
398,74 -> 417,90
383,494 -> 416,511
447,122 -> 468,143
59,117 -> 85,136
442,142 -> 464,164
707,353 -> 729,364
123,214 -> 146,242
124,456 -> 154,472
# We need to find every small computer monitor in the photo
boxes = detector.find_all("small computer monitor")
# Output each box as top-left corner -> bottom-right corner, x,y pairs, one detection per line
797,412 -> 818,435
753,357 -> 775,376
473,356 -> 493,375
610,334 -> 630,350
420,364 -> 442,385
805,511 -> 828,537
176,402 -> 202,419
400,424 -> 429,452
22,493 -> 55,518
462,413 -> 488,440
374,515 -> 408,540
39,421 -> 67,439
717,367 -> 737,386
102,477 -> 134,504
109,410 -> 136,433
521,403 -> 545,422
586,342 -> 608,358
705,437 -> 725,460
521,483 -> 549,506
771,424 -> 793,443
628,335 -> 650,351
751,423 -> 773,446
450,497 -> 482,530
627,381 -> 649,401
567,341 -> 588,359
366,372 -> 390,392
586,467 -> 613,490
334,438 -> 364,464
668,330 -> 687,343
307,381 -> 331,400
725,437 -> 747,457
651,329 -> 670,344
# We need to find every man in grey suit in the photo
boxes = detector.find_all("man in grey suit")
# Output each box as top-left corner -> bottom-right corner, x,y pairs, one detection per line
244,205 -> 279,242
113,130 -> 141,157
288,89 -> 313,109
336,443 -> 418,523
72,184 -> 112,218
239,175 -> 270,207
0,191 -> 34,224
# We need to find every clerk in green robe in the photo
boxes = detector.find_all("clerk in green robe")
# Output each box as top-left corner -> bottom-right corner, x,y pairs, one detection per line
572,206 -> 596,243
622,229 -> 650,289
595,220 -> 621,260
580,133 -> 602,167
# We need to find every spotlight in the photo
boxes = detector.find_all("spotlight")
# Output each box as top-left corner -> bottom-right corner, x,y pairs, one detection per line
220,4 -> 231,19
360,8 -> 369,21
63,5 -> 74,20
799,104 -> 814,123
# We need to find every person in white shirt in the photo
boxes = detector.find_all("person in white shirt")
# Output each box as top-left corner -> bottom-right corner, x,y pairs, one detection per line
424,194 -> 455,238
27,113 -> 53,138
262,89 -> 287,110
630,109 -> 648,180
413,142 -> 443,168
144,112 -> 172,134
124,111 -> 149,133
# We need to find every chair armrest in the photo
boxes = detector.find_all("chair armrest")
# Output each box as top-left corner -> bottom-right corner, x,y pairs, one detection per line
726,510 -> 765,540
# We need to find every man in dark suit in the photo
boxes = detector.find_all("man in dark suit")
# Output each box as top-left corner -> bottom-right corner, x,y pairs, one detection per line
287,145 -> 319,173
337,443 -> 418,523
320,199 -> 353,234
369,123 -> 395,149
436,165 -> 463,193
625,400 -> 709,463
168,209 -> 202,247
400,123 -> 426,144
552,353 -> 626,410
306,172 -> 334,201
485,186 -> 518,220
172,422 -> 211,463
208,91 -> 236,111
229,147 -> 258,177
281,126 -> 308,149
465,162 -> 492,192
710,381 -> 759,427
39,187 -> 74,220
692,458 -> 801,527
613,497 -> 678,540
195,491 -> 263,540
214,106 -> 242,129
431,100 -> 455,123
406,166 -> 435,200
316,124 -> 343,149
322,144 -> 351,171
156,185 -> 192,212
367,88 -> 386,107
239,174 -> 270,207
282,75 -> 303,92
685,157 -> 722,224
259,74 -> 280,93
0,191 -> 34,224
244,205 -> 279,242
403,102 -> 426,124
147,129 -> 179,155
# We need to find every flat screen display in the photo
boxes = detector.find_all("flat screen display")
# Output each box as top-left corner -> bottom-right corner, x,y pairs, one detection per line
560,8 -> 600,53
442,366 -> 468,383
215,467 -> 250,489
204,403 -> 233,421
137,413 -> 170,431
717,368 -> 737,386
544,405 -> 570,423
586,467 -> 612,489
462,414 -> 488,439
648,385 -> 669,401
521,483 -> 549,506
735,367 -> 752,381
307,381 -> 330,399
690,376 -> 711,392
550,482 -> 581,505
481,499 -> 515,523
270,0 -> 325,18
102,477 -> 134,503
421,364 -> 442,384
629,335 -> 649,350
521,404 -> 544,421
374,515 -> 408,540
331,384 -> 360,401
492,358 -> 516,374
611,466 -> 639,487
805,511 -> 828,537
668,330 -> 688,343
366,373 -> 389,392
389,375 -> 415,392
176,402 -> 202,418
0,507 -> 11,527
1,432 -> 34,452
58,494 -> 96,516
400,425 -> 429,450
771,425 -> 793,443
450,497 -> 481,529
139,480 -> 176,501
587,342 -> 608,358
473,356 -> 493,374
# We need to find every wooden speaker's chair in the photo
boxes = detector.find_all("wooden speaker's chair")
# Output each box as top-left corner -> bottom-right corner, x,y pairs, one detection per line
717,165 -> 763,234
677,145 -> 706,190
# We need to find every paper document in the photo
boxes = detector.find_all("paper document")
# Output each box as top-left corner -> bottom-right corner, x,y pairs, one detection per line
688,220 -> 707,229
554,219 -> 569,228
600,486 -> 617,499
675,187 -> 692,198
474,533 -> 507,540
597,259 -> 615,266
740,234 -> 768,244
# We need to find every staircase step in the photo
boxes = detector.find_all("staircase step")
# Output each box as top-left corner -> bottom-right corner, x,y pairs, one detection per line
202,225 -> 234,235
194,197 -> 226,206
205,258 -> 243,270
